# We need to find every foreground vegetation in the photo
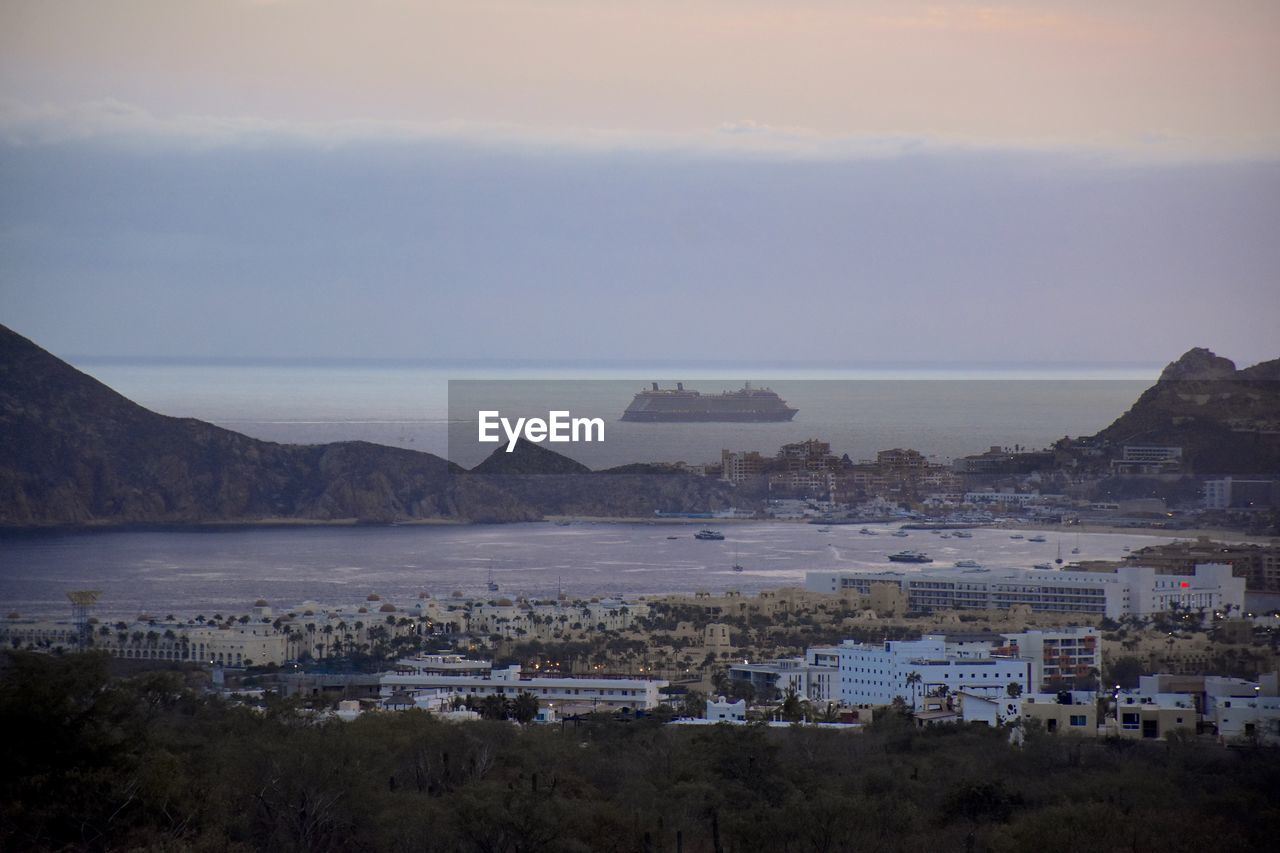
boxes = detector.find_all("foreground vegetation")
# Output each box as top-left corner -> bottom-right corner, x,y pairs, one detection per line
4,652 -> 1279,852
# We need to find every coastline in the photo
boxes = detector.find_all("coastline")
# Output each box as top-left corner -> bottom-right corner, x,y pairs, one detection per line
1,514 -> 1274,545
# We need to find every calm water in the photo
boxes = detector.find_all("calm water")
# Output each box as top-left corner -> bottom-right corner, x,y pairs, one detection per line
70,359 -> 1155,468
1,360 -> 1183,620
0,523 -> 1181,619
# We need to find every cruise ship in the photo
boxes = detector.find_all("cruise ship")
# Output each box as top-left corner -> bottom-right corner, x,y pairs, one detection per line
621,382 -> 798,422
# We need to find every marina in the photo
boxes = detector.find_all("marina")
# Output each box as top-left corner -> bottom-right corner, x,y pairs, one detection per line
0,522 -> 1186,619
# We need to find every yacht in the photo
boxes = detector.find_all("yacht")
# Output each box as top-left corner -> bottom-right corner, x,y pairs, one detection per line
695,529 -> 725,541
1028,535 -> 1047,543
954,559 -> 981,568
892,530 -> 910,538
888,550 -> 933,564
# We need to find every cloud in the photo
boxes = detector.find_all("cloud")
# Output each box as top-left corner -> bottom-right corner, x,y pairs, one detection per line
0,97 -> 1252,165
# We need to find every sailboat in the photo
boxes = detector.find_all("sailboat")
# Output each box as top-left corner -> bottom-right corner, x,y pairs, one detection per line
486,561 -> 500,592
1055,541 -> 1064,565
732,547 -> 744,573
1071,533 -> 1081,555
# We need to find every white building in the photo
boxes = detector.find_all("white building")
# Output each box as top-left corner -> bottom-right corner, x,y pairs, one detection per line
805,564 -> 1244,620
728,652 -> 838,703
705,697 -> 747,722
831,637 -> 1031,711
379,658 -> 668,712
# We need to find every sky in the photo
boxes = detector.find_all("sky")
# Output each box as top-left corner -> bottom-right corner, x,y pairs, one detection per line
1,0 -> 1278,367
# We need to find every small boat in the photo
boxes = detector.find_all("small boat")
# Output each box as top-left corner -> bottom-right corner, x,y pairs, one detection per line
859,528 -> 877,536
695,529 -> 725,541
817,526 -> 832,533
1032,562 -> 1054,570
888,550 -> 933,564
732,563 -> 744,573
954,559 -> 982,568
666,536 -> 679,540
939,533 -> 951,539
952,531 -> 973,539
1009,534 -> 1024,540
892,530 -> 909,538
1028,535 -> 1047,543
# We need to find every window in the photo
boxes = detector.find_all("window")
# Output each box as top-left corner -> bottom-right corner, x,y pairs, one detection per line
1069,715 -> 1086,726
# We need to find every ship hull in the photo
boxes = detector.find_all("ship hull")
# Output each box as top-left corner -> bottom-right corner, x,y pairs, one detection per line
621,409 -> 798,423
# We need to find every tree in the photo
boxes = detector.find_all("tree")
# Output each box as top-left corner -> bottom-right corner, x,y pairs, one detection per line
780,687 -> 804,722
1106,656 -> 1145,690
478,694 -> 507,720
906,671 -> 923,708
680,690 -> 708,718
1006,682 -> 1023,699
511,691 -> 540,724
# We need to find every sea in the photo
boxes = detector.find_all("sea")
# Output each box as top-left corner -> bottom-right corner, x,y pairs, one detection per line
2,358 -> 1192,619
56,358 -> 1159,468
0,522 -> 1187,620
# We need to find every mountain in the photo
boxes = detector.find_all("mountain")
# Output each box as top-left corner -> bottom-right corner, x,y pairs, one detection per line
0,324 -> 536,525
467,442 -> 741,518
0,324 -> 735,527
1089,348 -> 1280,475
471,440 -> 592,476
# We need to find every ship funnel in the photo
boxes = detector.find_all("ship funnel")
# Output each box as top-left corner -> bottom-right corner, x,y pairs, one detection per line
651,382 -> 659,391
676,382 -> 684,391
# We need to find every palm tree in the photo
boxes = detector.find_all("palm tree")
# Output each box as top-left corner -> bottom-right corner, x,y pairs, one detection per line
780,687 -> 804,722
906,671 -> 923,708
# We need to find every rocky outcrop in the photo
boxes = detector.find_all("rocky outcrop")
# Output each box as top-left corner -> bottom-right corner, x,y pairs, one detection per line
1091,348 -> 1280,475
1157,347 -> 1239,382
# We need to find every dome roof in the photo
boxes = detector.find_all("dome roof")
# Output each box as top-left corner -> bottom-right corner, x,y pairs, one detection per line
379,603 -> 396,612
254,599 -> 269,607
366,594 -> 382,602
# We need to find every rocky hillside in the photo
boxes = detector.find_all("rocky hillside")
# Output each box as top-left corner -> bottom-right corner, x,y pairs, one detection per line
469,443 -> 742,518
0,325 -> 735,527
0,324 -> 526,525
1090,347 -> 1280,475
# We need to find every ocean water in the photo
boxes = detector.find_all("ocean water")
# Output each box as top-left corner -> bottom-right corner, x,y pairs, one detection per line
0,359 -> 1177,618
0,522 -> 1181,619
67,358 -> 1155,468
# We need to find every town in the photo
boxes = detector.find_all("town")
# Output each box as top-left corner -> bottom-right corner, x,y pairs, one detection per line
7,545 -> 1278,744
666,437 -> 1279,540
